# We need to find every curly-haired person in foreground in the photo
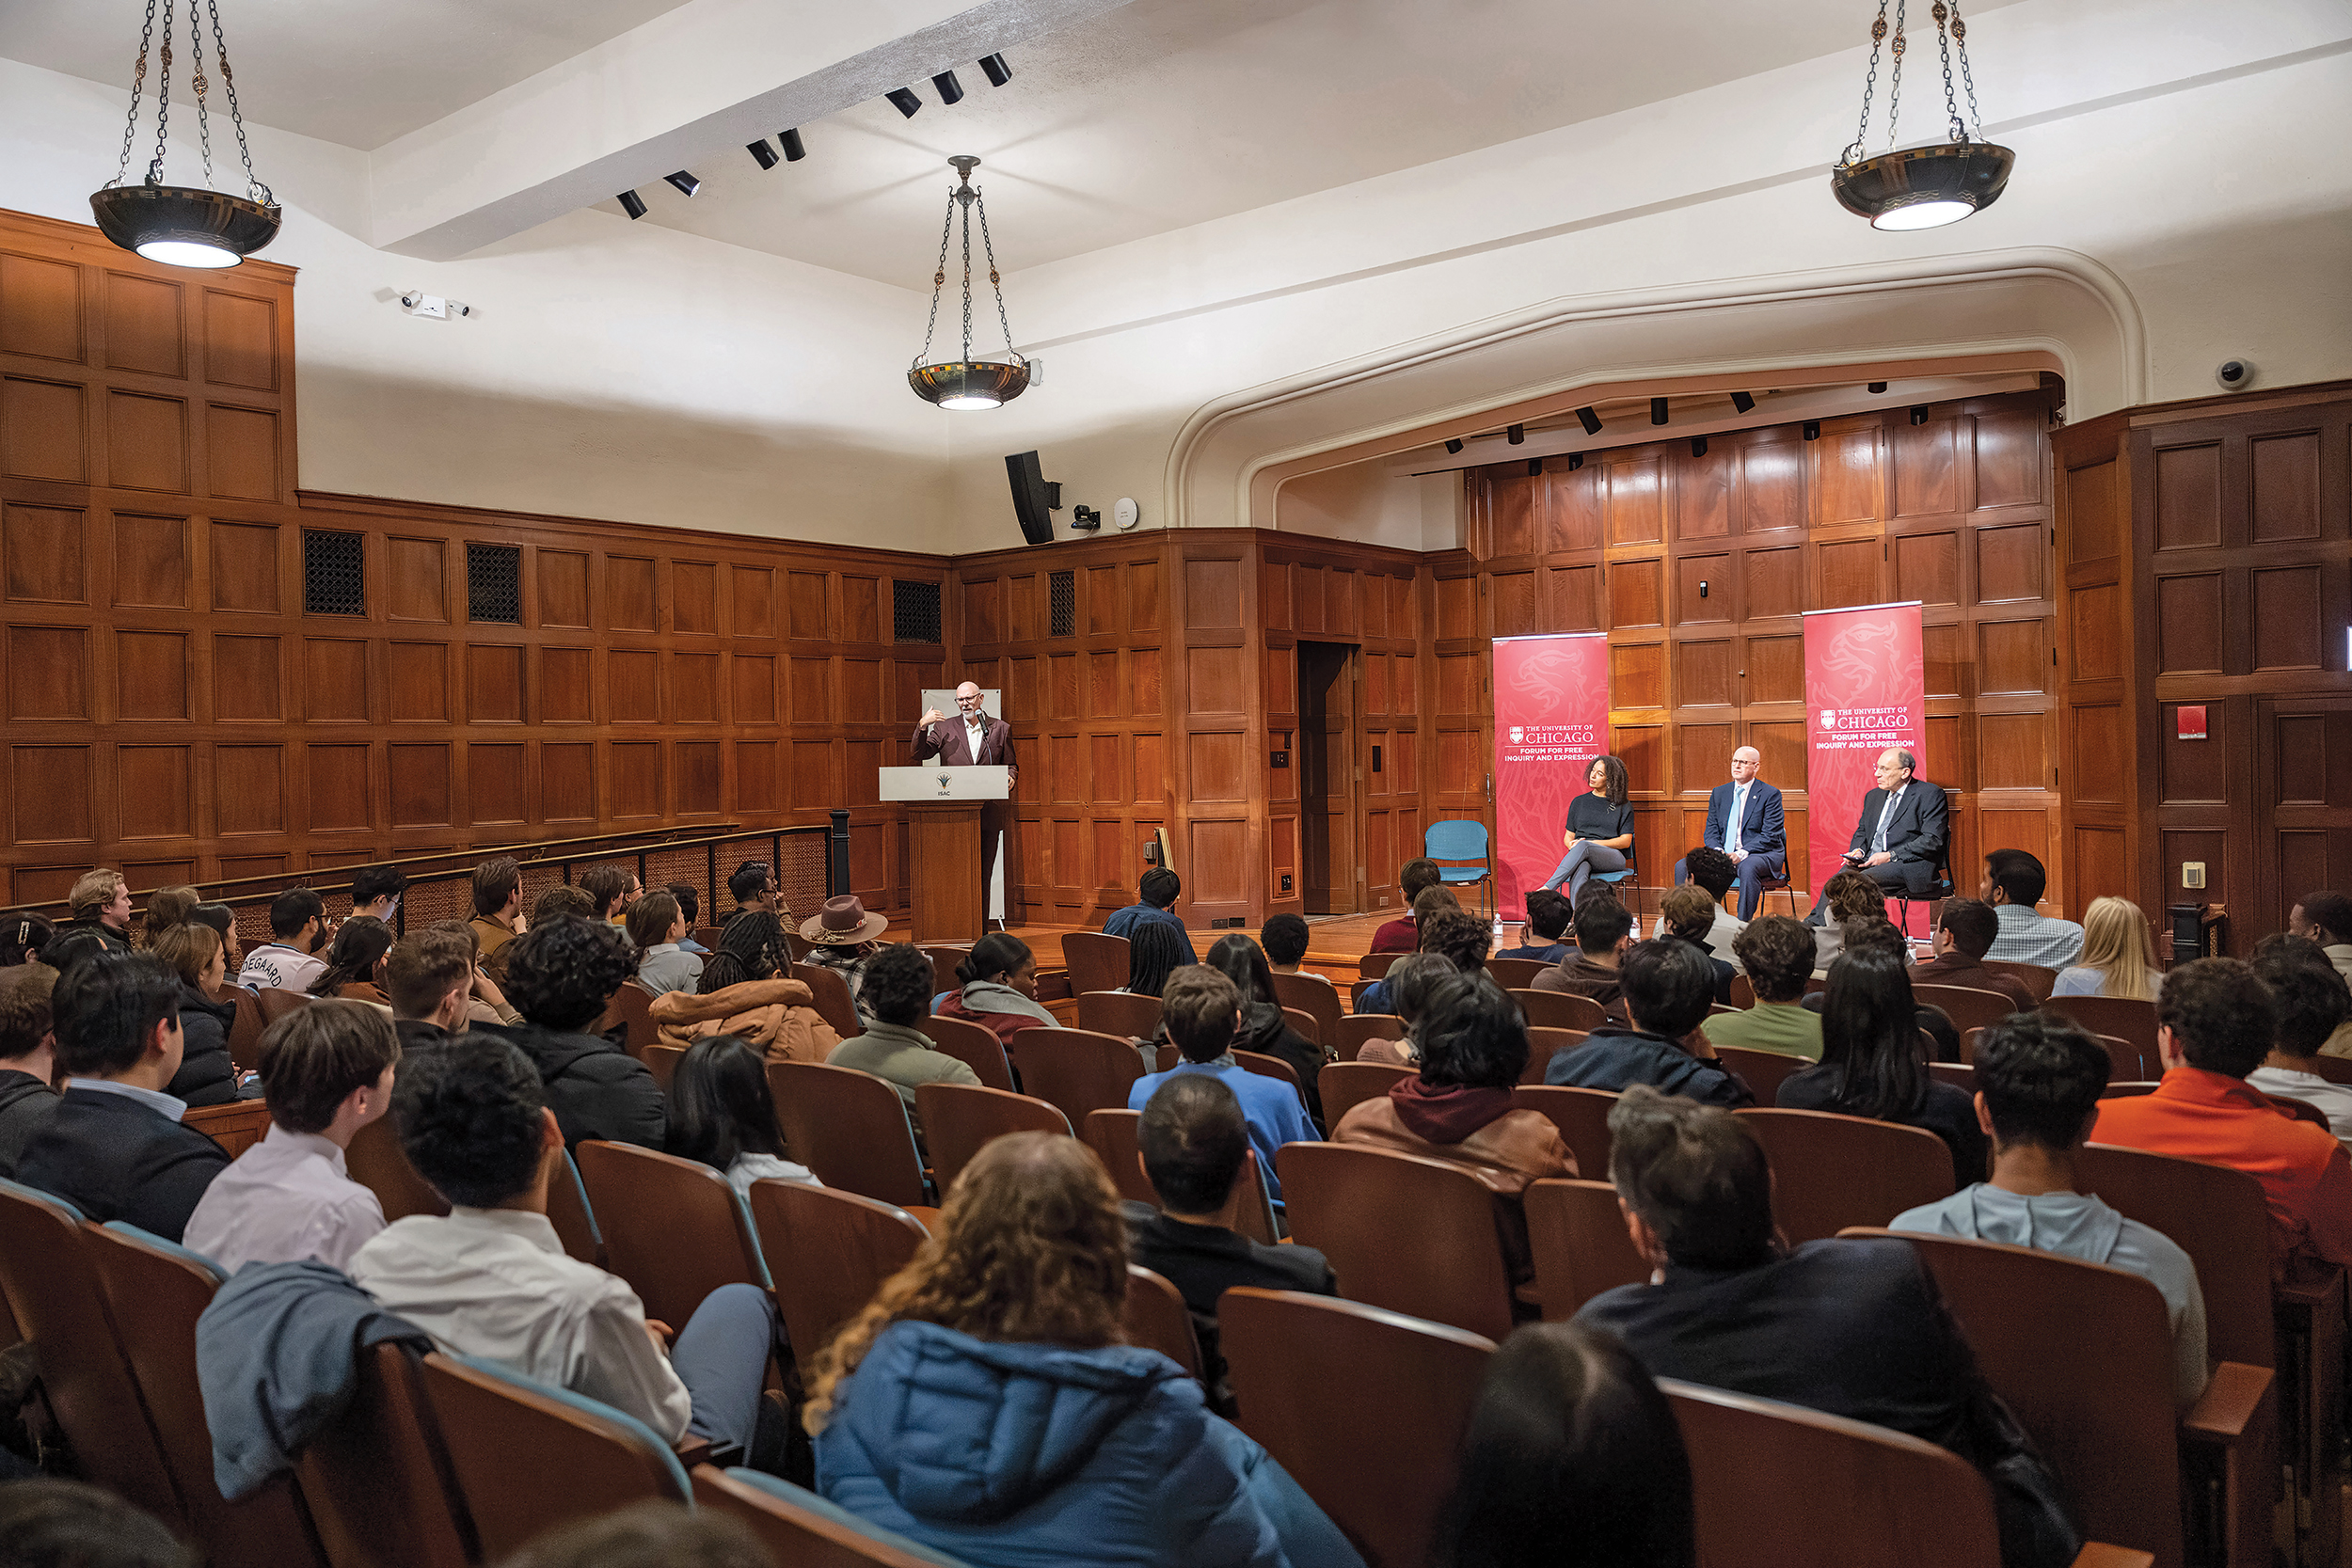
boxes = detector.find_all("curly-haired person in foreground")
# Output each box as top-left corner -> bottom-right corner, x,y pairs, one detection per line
487,915 -> 665,1149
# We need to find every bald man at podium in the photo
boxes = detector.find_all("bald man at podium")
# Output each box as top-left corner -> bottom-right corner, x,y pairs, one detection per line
912,681 -> 1016,927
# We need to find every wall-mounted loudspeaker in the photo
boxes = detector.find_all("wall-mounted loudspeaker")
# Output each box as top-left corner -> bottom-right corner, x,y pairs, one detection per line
1005,451 -> 1061,545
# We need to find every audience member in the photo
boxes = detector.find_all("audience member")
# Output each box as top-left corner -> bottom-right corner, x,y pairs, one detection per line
666,881 -> 711,955
1259,912 -> 1329,984
1541,754 -> 1637,899
1104,867 -> 1186,941
1811,870 -> 1889,973
307,915 -> 396,1007
1203,934 -> 1327,1129
148,924 -> 241,1105
1354,952 -> 1455,1066
698,909 -> 787,991
1659,885 -> 1736,1004
493,917 -> 664,1150
239,888 -> 329,992
183,1001 -> 398,1274
1781,946 -> 1986,1185
802,895 -> 889,1022
806,1134 -> 1359,1568
1122,919 -> 1194,999
626,892 -> 704,995
186,902 -> 240,974
1549,940 -> 1753,1106
140,884 -> 200,947
723,858 -> 787,931
652,965 -> 837,1064
1578,1087 -> 2077,1568
1496,888 -> 1572,964
421,919 -> 523,1026
37,927 -> 112,981
1428,1321 -> 1696,1568
1892,1013 -> 2210,1407
1797,919 -> 1964,1063
0,909 -> 56,975
665,1034 -> 820,1198
2288,891 -> 2352,984
1128,1073 -> 1337,1413
1981,850 -> 2084,969
939,932 -> 1057,1045
494,1500 -> 770,1568
1699,915 -> 1823,1061
1359,904 -> 1490,1016
351,1039 -> 776,1457
382,931 -> 477,1055
2247,936 -> 2352,1148
1370,857 -> 1444,954
1912,897 -> 2037,1010
829,943 -> 980,1127
580,863 -> 639,924
1678,846 -> 1749,973
349,863 -> 408,923
469,856 -> 527,981
0,1479 -> 192,1568
0,966 -> 59,1176
2092,958 -> 2352,1274
15,952 -> 230,1241
65,867 -> 135,955
1532,890 -> 1636,1009
1129,967 -> 1316,1204
531,883 -> 596,929
2051,896 -> 2161,1001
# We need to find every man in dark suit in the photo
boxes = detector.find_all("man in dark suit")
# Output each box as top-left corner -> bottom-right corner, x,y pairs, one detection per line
911,681 -> 1017,924
1577,1086 -> 2076,1566
1808,746 -> 1949,924
1673,746 -> 1786,920
14,952 -> 230,1242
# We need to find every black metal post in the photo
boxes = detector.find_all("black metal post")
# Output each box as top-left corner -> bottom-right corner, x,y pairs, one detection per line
828,810 -> 851,898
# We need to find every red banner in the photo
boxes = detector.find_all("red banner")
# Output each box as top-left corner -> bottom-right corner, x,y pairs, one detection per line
1804,602 -> 1929,933
1492,633 -> 1610,922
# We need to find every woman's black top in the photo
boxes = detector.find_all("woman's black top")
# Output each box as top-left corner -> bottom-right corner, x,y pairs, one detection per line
1564,793 -> 1636,871
1774,1068 -> 1990,1191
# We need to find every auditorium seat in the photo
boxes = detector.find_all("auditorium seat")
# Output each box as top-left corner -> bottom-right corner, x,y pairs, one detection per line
1728,974 -> 1756,1008
2042,995 -> 2159,1070
258,986 -> 314,1024
574,1140 -> 770,1330
1321,1062 -> 1414,1129
1519,1025 -> 1586,1085
1928,1061 -> 1976,1091
1331,1014 -> 1405,1058
1358,952 -> 1401,981
769,1060 -> 930,1209
1269,971 -> 1343,1047
1511,989 -> 1607,1031
1122,1264 -> 1203,1379
1061,932 -> 1131,998
1710,1045 -> 1808,1106
919,944 -> 972,1001
690,926 -> 726,950
1279,1143 -> 1516,1338
1733,1110 -> 1954,1243
1980,959 -> 2059,1002
691,1465 -> 964,1568
791,962 -> 863,1041
1233,1048 -> 1311,1111
548,1146 -> 605,1266
297,1341 -> 477,1568
1912,983 -> 2021,1037
1524,1178 -> 1650,1318
225,984 -> 266,1072
1279,1004 -> 1322,1046
1485,956 -> 1549,990
1080,1108 -> 1159,1207
421,1353 -> 690,1560
915,1083 -> 1071,1194
597,980 -> 660,1059
916,1012 -> 1014,1090
1219,1287 -> 1494,1568
2306,1054 -> 2352,1086
744,1180 -> 929,1367
1510,1084 -> 1611,1177
345,1113 -> 451,1223
1009,1026 -> 1146,1129
1075,990 -> 1161,1039
643,1040 -> 685,1093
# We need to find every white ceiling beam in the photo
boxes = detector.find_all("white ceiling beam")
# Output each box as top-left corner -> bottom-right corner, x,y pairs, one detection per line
369,0 -> 1131,261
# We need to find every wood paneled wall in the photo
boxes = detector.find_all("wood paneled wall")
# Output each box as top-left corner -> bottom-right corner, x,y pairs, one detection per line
2058,378 -> 2352,949
1446,389 -> 2065,910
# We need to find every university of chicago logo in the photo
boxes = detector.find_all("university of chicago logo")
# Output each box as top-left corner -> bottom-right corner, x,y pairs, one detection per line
1508,728 -> 1523,743
1820,710 -> 1838,729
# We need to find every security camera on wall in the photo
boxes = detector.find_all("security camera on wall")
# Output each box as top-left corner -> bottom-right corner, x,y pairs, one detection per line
2215,358 -> 2256,391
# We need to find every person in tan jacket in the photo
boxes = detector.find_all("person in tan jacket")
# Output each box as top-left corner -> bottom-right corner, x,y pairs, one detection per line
468,856 -> 526,985
649,976 -> 839,1063
1333,974 -> 1575,1289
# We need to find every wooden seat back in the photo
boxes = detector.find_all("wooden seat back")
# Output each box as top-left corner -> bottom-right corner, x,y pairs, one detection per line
1733,1109 -> 1955,1243
1728,974 -> 1757,1008
1511,1084 -> 1615,1178
224,985 -> 266,1072
598,980 -> 659,1059
1080,1107 -> 1159,1207
1269,971 -> 1343,1047
1485,956 -> 1549,990
548,1145 -> 604,1265
915,1083 -> 1071,1195
915,1013 -> 1014,1090
1279,1006 -> 1322,1045
644,1040 -> 685,1093
1912,983 -> 2022,1037
258,986 -> 314,1023
1278,1143 -> 1515,1339
420,1353 -> 689,1561
1061,932 -> 1132,999
919,944 -> 972,1002
1220,1287 -> 1494,1568
1332,1015 -> 1404,1057
1928,1060 -> 1976,1091
768,1059 -> 929,1209
1233,1048 -> 1309,1109
745,1180 -> 929,1366
1511,988 -> 1607,1031
790,962 -> 864,1041
297,1341 -> 477,1568
1074,990 -> 1161,1040
1122,1264 -> 1203,1380
1321,1062 -> 1414,1130
574,1140 -> 768,1329
1519,1026 -> 1586,1085
1524,1178 -> 1650,1319
1710,1045 -> 1810,1106
691,1465 -> 958,1568
1358,952 -> 1401,980
344,1113 -> 452,1224
1008,1026 -> 1145,1129
2042,995 -> 2160,1072
1979,959 -> 2058,1002
2075,1144 -> 2274,1370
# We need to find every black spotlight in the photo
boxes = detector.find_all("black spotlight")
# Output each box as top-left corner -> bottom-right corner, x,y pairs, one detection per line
979,53 -> 1012,86
1567,452 -> 1584,471
1506,424 -> 1525,445
1650,398 -> 1670,425
1444,439 -> 1464,455
886,87 -> 924,117
1803,420 -> 1821,441
1730,390 -> 1756,414
780,128 -> 806,162
1691,436 -> 1708,457
1867,380 -> 1888,393
1528,458 -> 1544,477
1575,406 -> 1602,436
932,71 -> 965,104
1910,405 -> 1931,425
663,170 -> 702,197
617,189 -> 648,220
747,139 -> 779,170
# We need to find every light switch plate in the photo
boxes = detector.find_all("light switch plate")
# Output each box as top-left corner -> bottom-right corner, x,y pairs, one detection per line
2183,862 -> 2205,889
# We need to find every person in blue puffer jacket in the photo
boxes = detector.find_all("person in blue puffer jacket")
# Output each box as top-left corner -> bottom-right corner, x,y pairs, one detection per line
803,1132 -> 1361,1568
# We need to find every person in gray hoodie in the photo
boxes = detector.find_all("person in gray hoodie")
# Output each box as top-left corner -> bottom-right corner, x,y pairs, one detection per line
1892,1011 -> 2209,1408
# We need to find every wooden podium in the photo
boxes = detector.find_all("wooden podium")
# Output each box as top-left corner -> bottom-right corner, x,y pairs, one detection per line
880,766 -> 1010,943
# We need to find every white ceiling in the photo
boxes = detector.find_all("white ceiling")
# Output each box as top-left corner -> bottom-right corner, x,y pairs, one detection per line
3,0 -> 2029,284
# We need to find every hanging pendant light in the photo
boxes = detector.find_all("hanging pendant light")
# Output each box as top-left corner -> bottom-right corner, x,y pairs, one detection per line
1831,1 -> 2012,230
909,156 -> 1030,410
89,0 -> 281,269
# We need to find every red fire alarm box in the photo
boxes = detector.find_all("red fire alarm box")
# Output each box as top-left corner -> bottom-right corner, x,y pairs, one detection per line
2175,705 -> 2207,740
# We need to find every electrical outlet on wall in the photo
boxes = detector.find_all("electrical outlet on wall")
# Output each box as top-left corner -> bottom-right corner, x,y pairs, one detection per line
1279,873 -> 1294,894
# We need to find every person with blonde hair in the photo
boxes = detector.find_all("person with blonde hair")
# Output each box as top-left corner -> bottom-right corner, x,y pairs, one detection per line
2051,896 -> 2160,1002
66,867 -> 134,955
804,1132 -> 1358,1568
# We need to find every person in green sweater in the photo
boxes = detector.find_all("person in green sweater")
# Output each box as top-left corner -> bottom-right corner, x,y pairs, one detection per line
826,942 -> 979,1144
1698,915 -> 1823,1061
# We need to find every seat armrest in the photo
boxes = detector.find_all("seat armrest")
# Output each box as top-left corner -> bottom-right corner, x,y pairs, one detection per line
2069,1545 -> 2154,1568
674,1435 -> 716,1470
2179,1361 -> 2272,1446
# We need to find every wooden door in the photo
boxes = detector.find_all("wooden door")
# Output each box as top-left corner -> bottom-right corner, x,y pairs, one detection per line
1300,641 -> 1360,915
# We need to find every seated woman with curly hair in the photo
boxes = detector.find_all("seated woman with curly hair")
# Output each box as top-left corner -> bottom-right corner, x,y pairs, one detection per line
492,915 -> 664,1150
805,1132 -> 1361,1568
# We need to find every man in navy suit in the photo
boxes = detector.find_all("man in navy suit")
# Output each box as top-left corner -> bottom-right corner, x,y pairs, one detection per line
1673,747 -> 1785,920
1807,747 -> 1949,923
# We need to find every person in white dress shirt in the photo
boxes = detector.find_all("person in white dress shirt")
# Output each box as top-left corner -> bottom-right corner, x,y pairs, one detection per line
350,1036 -> 776,1453
183,1000 -> 399,1274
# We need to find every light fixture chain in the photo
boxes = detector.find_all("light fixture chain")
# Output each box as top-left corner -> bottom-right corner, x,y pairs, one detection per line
1949,0 -> 1982,137
112,0 -> 159,188
975,186 -> 1017,358
147,3 -> 175,186
1931,1 -> 1964,140
188,0 -> 214,189
207,0 -> 270,202
1885,0 -> 1907,153
959,188 -> 975,364
1839,0 -> 1889,166
916,186 -> 953,365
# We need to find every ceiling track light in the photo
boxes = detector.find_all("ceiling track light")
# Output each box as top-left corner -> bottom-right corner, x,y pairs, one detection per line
908,156 -> 1030,410
780,129 -> 806,162
663,170 -> 702,197
1651,398 -> 1670,426
932,71 -> 964,105
1831,1 -> 2013,230
1506,424 -> 1525,445
887,87 -> 924,118
747,139 -> 779,170
1444,439 -> 1465,455
1910,405 -> 1931,425
1567,453 -> 1584,471
1576,406 -> 1602,436
1730,390 -> 1756,414
1868,380 -> 1888,393
1803,420 -> 1822,441
1691,436 -> 1709,457
979,53 -> 1012,87
617,189 -> 648,220
1528,458 -> 1544,477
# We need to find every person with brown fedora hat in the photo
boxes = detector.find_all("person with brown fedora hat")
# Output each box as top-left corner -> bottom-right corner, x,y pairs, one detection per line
803,896 -> 889,1027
